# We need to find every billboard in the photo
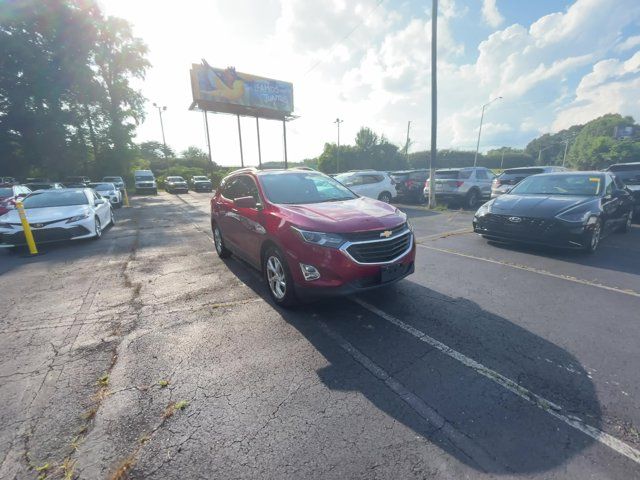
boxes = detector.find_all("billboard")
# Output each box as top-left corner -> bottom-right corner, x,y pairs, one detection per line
190,61 -> 294,120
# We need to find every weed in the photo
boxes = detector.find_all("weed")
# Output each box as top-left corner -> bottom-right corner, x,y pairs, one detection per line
60,458 -> 76,480
82,407 -> 97,421
97,374 -> 109,387
175,400 -> 189,411
158,380 -> 169,388
70,435 -> 81,451
35,463 -> 50,472
110,455 -> 136,480
139,435 -> 150,444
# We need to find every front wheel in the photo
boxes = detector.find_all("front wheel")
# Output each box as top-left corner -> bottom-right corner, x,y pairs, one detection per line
583,219 -> 601,253
263,247 -> 298,307
466,189 -> 480,209
378,191 -> 392,203
617,210 -> 633,233
212,222 -> 231,259
93,217 -> 102,240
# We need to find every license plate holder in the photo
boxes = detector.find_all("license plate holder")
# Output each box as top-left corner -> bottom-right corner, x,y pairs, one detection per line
381,263 -> 406,283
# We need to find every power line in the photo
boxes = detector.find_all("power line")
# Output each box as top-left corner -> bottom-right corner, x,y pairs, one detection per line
303,0 -> 385,76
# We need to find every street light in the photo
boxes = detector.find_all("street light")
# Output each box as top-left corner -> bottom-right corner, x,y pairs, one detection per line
473,96 -> 502,167
334,118 -> 343,173
152,102 -> 168,157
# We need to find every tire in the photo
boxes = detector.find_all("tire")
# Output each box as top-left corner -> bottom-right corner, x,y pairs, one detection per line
583,219 -> 601,253
466,189 -> 480,209
109,208 -> 115,226
378,191 -> 392,203
263,246 -> 298,307
93,216 -> 102,240
617,210 -> 633,233
212,222 -> 231,259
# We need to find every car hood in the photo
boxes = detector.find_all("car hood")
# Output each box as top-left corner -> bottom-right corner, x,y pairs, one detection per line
0,205 -> 91,224
626,184 -> 640,192
490,194 -> 596,217
277,197 -> 406,233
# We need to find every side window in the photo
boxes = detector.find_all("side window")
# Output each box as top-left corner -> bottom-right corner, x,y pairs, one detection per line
475,170 -> 488,180
362,175 -> 382,184
604,176 -> 614,196
613,175 -> 625,190
221,178 -> 240,199
236,176 -> 261,203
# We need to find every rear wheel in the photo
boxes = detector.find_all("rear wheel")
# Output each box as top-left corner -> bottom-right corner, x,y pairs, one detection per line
263,247 -> 298,307
212,222 -> 231,259
378,191 -> 392,203
466,189 -> 480,209
617,210 -> 633,233
583,219 -> 601,253
109,209 -> 115,226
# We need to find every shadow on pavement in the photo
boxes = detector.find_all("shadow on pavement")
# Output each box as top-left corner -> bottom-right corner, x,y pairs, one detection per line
219,255 -> 605,475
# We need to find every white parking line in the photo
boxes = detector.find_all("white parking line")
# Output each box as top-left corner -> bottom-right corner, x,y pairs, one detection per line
352,298 -> 640,466
417,243 -> 640,298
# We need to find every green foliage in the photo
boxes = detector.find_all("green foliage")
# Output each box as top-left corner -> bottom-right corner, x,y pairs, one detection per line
0,0 -> 149,180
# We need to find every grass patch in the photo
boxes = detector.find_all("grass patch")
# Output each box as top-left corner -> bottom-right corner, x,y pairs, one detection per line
97,374 -> 110,387
175,400 -> 189,411
162,400 -> 188,419
158,380 -> 169,388
110,455 -> 136,480
61,458 -> 76,480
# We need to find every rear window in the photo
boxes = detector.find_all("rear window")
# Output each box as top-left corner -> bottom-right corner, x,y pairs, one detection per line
390,172 -> 409,181
435,170 -> 471,179
503,168 -> 544,176
409,171 -> 428,181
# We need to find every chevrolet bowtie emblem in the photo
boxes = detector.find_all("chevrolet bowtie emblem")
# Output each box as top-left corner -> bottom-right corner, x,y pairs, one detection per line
380,230 -> 393,238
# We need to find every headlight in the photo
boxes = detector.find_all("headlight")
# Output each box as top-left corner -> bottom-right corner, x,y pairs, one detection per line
474,202 -> 492,218
292,227 -> 345,248
555,207 -> 591,223
406,219 -> 414,232
66,213 -> 90,223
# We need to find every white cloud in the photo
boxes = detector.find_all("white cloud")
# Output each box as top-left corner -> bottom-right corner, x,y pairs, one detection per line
481,0 -> 504,28
615,35 -> 640,52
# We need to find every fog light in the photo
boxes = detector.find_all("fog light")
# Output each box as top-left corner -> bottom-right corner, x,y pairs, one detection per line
300,263 -> 320,281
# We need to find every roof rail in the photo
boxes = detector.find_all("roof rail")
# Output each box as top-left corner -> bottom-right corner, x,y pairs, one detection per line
232,167 -> 259,173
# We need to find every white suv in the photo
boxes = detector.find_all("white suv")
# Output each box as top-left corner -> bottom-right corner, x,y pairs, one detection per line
335,171 -> 397,203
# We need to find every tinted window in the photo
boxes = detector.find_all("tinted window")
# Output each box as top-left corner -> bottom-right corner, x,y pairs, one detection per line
361,175 -> 382,184
390,173 -> 409,182
260,172 -> 357,204
408,171 -> 428,181
335,173 -> 362,186
435,170 -> 461,179
476,170 -> 488,180
510,174 -> 603,196
607,164 -> 640,172
607,168 -> 640,185
613,175 -> 625,190
236,176 -> 260,202
503,168 -> 544,176
22,191 -> 89,208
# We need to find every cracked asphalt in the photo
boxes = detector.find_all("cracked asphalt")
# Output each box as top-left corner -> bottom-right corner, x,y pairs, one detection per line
1,192 -> 639,479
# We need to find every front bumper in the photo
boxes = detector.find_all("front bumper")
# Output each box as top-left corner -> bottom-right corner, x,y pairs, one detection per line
473,215 -> 593,249
167,185 -> 188,192
135,184 -> 157,193
285,233 -> 416,296
193,183 -> 212,191
0,224 -> 93,247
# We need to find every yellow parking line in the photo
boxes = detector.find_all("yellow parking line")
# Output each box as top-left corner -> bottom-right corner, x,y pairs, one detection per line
417,243 -> 640,298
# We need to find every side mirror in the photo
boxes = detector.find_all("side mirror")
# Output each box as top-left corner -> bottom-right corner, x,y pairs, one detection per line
234,196 -> 258,209
95,198 -> 106,205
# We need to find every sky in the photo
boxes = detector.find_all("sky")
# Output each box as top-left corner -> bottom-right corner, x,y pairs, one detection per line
98,0 -> 640,167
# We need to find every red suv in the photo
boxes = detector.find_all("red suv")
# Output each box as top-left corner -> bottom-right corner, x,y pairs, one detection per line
210,169 -> 415,306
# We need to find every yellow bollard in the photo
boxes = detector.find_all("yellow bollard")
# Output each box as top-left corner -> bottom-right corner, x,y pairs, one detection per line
15,201 -> 38,255
123,188 -> 130,207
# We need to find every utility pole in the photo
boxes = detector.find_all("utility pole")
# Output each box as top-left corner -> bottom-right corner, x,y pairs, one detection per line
428,0 -> 437,209
473,96 -> 502,167
334,118 -> 343,173
237,114 -> 244,168
404,120 -> 412,162
153,103 -> 168,156
500,150 -> 505,170
203,111 -> 213,173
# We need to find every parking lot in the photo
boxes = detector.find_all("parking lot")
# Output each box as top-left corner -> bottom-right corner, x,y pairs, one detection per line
1,192 -> 639,479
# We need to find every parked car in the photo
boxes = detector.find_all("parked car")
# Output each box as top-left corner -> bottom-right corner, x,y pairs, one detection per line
165,176 -> 189,194
102,176 -> 126,193
210,168 -> 415,306
64,176 -> 91,187
390,169 -> 428,203
334,170 -> 397,203
491,166 -> 568,198
473,172 -> 634,253
24,182 -> 64,191
0,188 -> 114,247
0,184 -> 31,216
424,167 -> 495,208
190,176 -> 213,192
605,162 -> 640,217
134,170 -> 157,195
89,182 -> 122,208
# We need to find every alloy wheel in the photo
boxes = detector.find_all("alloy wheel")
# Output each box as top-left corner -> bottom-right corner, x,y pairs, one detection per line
214,227 -> 223,254
95,217 -> 102,238
591,222 -> 600,251
266,255 -> 286,300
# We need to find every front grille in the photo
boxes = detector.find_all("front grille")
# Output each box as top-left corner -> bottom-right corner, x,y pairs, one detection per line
343,223 -> 407,242
483,214 -> 556,236
1,226 -> 90,245
346,231 -> 412,263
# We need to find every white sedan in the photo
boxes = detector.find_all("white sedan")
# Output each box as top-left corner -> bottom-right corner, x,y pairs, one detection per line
0,188 -> 114,247
89,182 -> 122,208
334,171 -> 397,203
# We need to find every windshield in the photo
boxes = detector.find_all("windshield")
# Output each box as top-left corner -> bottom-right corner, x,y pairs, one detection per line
612,170 -> 640,185
103,177 -> 122,182
0,187 -> 13,197
167,177 -> 185,181
22,191 -> 88,208
135,175 -> 154,181
193,176 -> 208,181
90,183 -> 114,191
259,172 -> 357,204
509,174 -> 603,196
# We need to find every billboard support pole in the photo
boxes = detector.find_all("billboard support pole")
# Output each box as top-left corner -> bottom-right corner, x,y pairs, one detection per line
236,114 -> 244,168
283,119 -> 288,170
256,117 -> 262,168
203,110 -> 213,173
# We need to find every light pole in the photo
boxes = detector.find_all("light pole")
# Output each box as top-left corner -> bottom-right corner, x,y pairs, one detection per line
562,134 -> 577,167
473,96 -> 502,167
428,0 -> 438,209
152,103 -> 168,156
334,118 -> 343,173
537,144 -> 554,164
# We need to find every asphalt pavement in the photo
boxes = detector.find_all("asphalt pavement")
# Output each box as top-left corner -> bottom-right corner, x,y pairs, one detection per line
1,192 -> 639,479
